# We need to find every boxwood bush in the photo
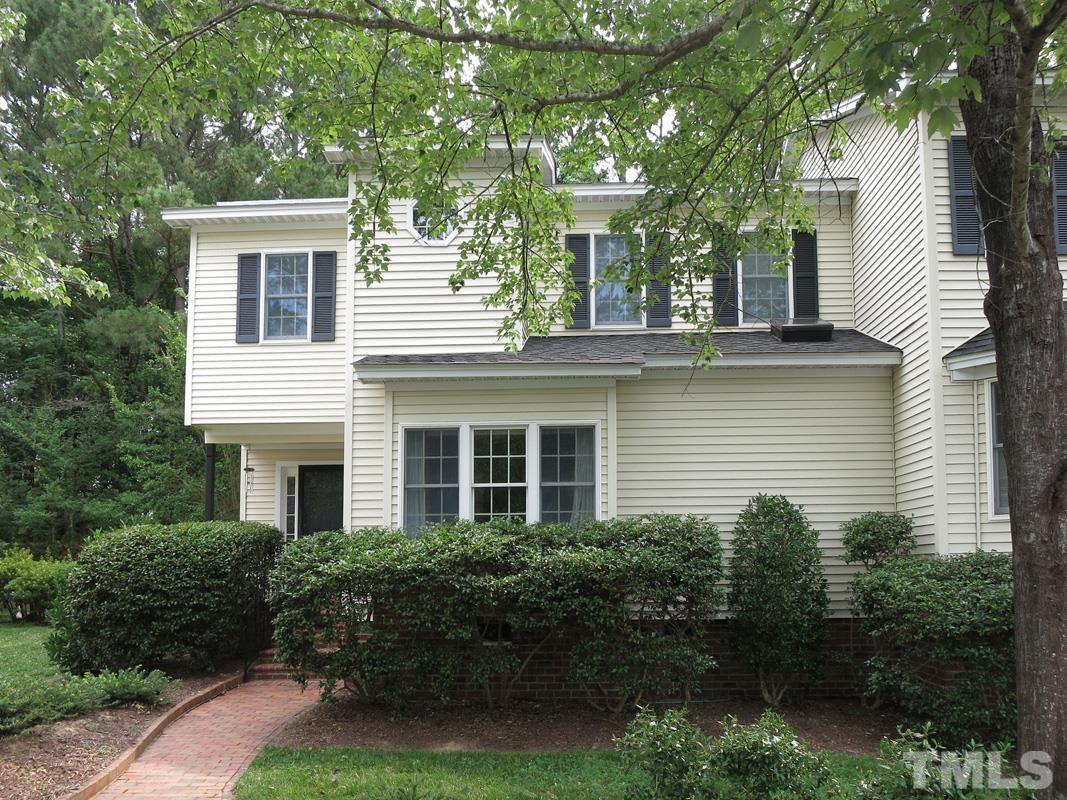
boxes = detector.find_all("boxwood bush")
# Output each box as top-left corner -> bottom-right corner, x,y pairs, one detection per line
48,521 -> 282,672
271,515 -> 724,710
841,511 -> 916,568
850,550 -> 1014,745
727,494 -> 829,706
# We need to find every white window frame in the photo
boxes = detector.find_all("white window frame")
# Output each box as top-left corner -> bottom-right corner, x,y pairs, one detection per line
986,380 -> 1010,520
260,249 -> 315,342
736,245 -> 794,327
591,232 -> 645,329
405,199 -> 460,246
275,460 -> 345,539
399,421 -> 602,530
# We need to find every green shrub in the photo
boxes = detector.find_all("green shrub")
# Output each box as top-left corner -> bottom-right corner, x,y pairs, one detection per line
0,547 -> 34,621
711,711 -> 833,800
856,728 -> 1029,800
48,521 -> 282,672
617,707 -> 712,800
727,495 -> 829,705
0,667 -> 173,734
617,708 -> 832,800
851,551 -> 1014,746
841,512 -> 916,568
5,557 -> 75,622
271,515 -> 724,710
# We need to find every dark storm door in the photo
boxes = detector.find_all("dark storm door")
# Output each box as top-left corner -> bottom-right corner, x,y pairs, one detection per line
298,465 -> 343,535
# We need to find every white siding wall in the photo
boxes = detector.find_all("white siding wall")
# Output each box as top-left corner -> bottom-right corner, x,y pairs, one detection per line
242,445 -> 345,526
807,115 -> 938,550
190,227 -> 349,425
616,368 -> 897,610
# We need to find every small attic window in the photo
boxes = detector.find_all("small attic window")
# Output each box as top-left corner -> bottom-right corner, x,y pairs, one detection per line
410,202 -> 458,245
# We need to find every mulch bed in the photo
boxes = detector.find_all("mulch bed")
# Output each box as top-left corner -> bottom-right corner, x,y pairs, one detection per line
0,662 -> 244,800
271,694 -> 900,757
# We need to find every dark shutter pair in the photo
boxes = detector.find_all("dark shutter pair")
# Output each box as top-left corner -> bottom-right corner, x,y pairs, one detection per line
564,234 -> 672,328
949,135 -> 1067,254
235,251 -> 337,343
712,231 -> 820,326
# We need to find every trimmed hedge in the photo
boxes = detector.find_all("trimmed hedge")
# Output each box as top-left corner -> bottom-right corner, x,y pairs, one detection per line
0,547 -> 75,623
271,516 -> 724,710
48,521 -> 282,672
841,511 -> 916,568
851,550 -> 1014,745
728,495 -> 829,705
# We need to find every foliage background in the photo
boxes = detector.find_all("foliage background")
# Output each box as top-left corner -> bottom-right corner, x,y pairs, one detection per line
0,0 -> 345,552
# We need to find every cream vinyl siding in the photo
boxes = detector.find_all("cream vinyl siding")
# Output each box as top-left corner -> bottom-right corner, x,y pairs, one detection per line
616,369 -> 896,610
381,383 -> 610,527
807,115 -> 938,551
941,378 -> 1011,553
548,203 -> 855,334
242,445 -> 345,526
350,171 -> 515,356
190,227 -> 349,425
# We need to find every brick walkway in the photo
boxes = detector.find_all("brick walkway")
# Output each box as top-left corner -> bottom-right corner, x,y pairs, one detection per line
96,680 -> 316,799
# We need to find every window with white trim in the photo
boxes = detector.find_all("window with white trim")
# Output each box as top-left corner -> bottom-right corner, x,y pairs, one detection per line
593,234 -> 642,326
403,428 -> 460,532
265,253 -> 309,338
540,426 -> 596,523
412,204 -> 457,242
473,428 -> 527,522
739,246 -> 790,324
990,382 -> 1009,516
283,472 -> 298,542
401,423 -> 598,533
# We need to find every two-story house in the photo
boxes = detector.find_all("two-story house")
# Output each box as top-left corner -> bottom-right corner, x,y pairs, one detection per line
162,115 -> 1067,610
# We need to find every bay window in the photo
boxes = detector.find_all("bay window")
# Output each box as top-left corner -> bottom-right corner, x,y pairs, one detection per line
402,423 -> 598,533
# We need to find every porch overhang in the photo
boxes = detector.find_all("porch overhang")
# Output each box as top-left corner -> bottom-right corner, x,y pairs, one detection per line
354,330 -> 902,383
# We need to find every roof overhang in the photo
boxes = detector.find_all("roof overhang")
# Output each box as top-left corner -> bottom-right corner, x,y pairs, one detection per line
161,198 -> 348,228
553,178 -> 858,204
944,349 -> 996,381
354,350 -> 901,382
325,136 -> 557,183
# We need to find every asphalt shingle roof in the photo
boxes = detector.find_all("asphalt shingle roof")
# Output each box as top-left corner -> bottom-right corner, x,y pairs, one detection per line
356,329 -> 900,366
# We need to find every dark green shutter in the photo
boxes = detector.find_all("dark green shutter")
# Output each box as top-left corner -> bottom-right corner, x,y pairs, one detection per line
646,232 -> 672,328
948,136 -> 983,255
565,234 -> 590,329
1053,151 -> 1067,255
791,230 -> 819,319
235,253 -> 260,343
712,233 -> 739,326
311,251 -> 337,341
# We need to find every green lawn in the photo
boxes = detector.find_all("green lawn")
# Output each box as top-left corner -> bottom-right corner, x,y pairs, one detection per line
235,746 -> 876,800
0,620 -> 53,685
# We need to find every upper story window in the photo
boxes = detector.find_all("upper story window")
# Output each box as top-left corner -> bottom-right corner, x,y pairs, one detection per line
739,248 -> 790,324
989,382 -> 1009,516
265,253 -> 309,339
410,202 -> 458,244
593,234 -> 642,326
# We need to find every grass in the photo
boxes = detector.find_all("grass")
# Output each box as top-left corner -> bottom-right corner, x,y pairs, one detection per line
0,620 -> 173,735
234,746 -> 878,800
0,620 -> 53,685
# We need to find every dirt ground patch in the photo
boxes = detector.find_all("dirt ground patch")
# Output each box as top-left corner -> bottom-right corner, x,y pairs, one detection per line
0,665 -> 243,800
271,694 -> 900,757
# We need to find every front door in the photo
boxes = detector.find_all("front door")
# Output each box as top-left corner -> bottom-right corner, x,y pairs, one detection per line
298,464 -> 343,535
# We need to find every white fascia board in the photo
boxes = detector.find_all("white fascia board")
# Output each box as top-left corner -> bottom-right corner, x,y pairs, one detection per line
643,351 -> 902,368
555,179 -> 857,203
945,350 -> 997,381
354,362 -> 644,382
161,198 -> 348,228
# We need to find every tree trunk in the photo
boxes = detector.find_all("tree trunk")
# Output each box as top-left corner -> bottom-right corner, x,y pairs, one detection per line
960,39 -> 1067,798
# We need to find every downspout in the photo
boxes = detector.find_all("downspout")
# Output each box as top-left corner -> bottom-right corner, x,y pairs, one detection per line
972,380 -> 983,549
203,442 -> 216,521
